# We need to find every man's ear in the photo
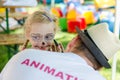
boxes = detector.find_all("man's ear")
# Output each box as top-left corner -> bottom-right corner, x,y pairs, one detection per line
70,35 -> 79,45
65,35 -> 79,52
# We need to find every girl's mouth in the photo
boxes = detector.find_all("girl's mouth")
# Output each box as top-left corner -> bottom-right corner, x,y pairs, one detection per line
33,45 -> 50,50
39,46 -> 46,50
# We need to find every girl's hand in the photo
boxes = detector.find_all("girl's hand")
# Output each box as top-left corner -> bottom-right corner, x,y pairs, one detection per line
49,41 -> 64,53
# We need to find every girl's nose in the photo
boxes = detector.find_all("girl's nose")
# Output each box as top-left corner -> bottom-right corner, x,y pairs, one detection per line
42,42 -> 45,45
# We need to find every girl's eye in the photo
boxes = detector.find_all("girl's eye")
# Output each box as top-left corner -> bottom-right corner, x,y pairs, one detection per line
45,35 -> 51,40
32,36 -> 40,41
45,34 -> 54,41
33,36 -> 39,39
31,33 -> 41,41
45,36 -> 49,39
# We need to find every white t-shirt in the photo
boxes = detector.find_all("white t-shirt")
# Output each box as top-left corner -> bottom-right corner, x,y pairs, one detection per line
0,49 -> 106,80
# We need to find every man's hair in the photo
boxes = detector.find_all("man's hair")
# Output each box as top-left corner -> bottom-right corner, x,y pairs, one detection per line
74,37 -> 102,70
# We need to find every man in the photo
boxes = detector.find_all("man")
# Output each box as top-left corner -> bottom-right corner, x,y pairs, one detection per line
0,23 -> 120,80
65,22 -> 119,70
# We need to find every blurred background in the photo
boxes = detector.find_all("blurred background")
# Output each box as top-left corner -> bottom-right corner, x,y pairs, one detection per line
0,0 -> 119,80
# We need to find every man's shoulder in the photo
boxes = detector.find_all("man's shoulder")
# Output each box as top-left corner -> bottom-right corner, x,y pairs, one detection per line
0,49 -> 106,80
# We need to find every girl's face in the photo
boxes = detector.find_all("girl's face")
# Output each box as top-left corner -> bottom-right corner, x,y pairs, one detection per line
28,22 -> 55,50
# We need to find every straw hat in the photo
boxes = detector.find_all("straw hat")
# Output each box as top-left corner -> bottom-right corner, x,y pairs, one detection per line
76,23 -> 120,68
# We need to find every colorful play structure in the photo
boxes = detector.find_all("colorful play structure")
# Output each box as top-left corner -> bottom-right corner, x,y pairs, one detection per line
51,4 -> 95,32
48,0 -> 116,33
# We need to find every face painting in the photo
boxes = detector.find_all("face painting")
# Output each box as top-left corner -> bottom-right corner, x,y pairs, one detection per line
29,22 -> 55,50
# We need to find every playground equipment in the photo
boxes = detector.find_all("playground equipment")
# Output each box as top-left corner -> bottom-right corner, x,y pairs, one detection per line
51,7 -> 63,18
67,17 -> 86,33
83,11 -> 95,24
59,17 -> 67,31
94,0 -> 115,9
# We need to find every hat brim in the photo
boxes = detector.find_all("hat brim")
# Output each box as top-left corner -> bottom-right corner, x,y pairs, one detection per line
75,27 -> 111,68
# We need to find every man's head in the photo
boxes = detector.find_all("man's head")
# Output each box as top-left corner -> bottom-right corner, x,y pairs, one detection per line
24,10 -> 58,50
66,23 -> 120,69
65,35 -> 102,70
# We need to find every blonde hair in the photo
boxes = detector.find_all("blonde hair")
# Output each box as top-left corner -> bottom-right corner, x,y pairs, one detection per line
24,9 -> 58,35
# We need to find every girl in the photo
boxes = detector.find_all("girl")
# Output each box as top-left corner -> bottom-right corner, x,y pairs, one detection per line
21,9 -> 64,52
